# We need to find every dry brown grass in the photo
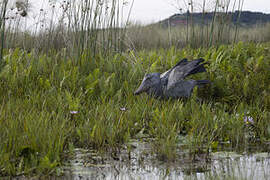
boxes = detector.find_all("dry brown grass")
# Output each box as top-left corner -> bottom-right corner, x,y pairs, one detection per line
125,22 -> 270,50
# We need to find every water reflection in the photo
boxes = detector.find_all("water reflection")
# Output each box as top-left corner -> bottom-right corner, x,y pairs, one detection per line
60,140 -> 269,180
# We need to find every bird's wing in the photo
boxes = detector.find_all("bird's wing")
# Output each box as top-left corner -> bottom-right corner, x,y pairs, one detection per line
160,58 -> 188,79
167,58 -> 206,88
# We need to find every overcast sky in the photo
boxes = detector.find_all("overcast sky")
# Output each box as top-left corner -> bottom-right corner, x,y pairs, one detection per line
7,0 -> 270,26
130,0 -> 270,23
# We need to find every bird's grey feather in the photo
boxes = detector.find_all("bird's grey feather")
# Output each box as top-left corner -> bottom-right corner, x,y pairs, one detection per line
160,58 -> 188,79
167,58 -> 205,88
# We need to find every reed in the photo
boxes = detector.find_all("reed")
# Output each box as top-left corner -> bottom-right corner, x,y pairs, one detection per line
0,0 -> 8,65
1,0 -> 266,54
1,0 -> 132,58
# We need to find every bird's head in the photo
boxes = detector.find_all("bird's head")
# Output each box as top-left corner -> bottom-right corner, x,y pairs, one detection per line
134,73 -> 160,95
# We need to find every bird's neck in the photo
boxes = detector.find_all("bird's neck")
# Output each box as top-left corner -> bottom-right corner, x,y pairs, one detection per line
147,82 -> 163,98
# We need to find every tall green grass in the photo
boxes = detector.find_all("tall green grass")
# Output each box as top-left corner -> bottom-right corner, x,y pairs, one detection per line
0,42 -> 270,176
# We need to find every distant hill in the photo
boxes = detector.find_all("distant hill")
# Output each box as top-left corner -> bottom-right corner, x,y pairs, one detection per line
159,11 -> 270,27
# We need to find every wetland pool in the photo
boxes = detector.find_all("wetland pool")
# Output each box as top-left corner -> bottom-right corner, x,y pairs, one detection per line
56,140 -> 270,180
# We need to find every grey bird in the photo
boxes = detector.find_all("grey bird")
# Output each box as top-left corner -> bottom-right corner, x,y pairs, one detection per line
134,58 -> 210,99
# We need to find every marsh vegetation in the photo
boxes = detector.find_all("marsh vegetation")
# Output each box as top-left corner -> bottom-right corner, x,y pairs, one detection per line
0,0 -> 269,178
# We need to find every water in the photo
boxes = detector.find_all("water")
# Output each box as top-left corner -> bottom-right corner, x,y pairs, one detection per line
59,140 -> 270,180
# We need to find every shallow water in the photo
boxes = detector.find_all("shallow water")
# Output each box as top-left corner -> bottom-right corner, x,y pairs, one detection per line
59,140 -> 270,180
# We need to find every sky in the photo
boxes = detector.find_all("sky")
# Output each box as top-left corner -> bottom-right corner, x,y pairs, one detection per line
6,0 -> 270,27
130,0 -> 270,24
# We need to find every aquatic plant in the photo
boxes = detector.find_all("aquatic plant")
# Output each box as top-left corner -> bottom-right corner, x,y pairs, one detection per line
0,42 -> 270,176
